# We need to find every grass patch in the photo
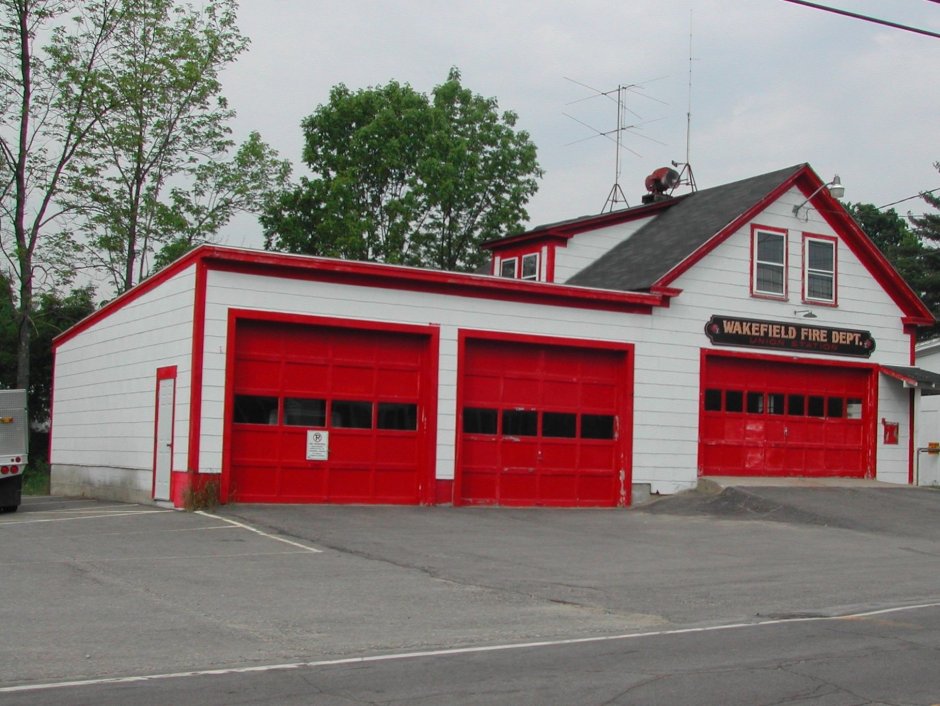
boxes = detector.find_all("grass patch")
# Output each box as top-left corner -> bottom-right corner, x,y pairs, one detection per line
182,479 -> 220,511
22,459 -> 50,496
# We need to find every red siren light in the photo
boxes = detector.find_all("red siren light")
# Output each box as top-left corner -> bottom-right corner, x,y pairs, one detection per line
645,167 -> 681,195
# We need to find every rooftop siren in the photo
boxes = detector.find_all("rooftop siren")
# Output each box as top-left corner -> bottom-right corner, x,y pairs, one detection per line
642,167 -> 680,204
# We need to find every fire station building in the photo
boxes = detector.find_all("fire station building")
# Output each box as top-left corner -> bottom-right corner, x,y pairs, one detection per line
49,163 -> 936,508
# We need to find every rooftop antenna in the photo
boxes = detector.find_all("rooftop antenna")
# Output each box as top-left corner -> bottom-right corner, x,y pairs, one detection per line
671,11 -> 698,192
563,77 -> 667,212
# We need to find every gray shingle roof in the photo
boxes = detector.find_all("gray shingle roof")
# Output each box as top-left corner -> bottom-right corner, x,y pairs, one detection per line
566,164 -> 805,291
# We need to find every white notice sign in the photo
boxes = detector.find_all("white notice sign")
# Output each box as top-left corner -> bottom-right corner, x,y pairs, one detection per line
305,430 -> 329,461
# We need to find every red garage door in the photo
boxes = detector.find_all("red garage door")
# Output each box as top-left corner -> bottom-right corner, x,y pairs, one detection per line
228,319 -> 434,504
700,355 -> 874,477
458,337 -> 631,507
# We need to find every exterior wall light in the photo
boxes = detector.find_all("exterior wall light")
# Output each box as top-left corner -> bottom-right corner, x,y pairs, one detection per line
792,175 -> 844,217
793,309 -> 818,319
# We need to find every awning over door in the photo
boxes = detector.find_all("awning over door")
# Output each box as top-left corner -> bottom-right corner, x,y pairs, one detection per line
881,366 -> 940,395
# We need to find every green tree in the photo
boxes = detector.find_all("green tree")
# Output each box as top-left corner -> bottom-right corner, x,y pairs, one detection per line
263,68 -> 542,272
0,0 -> 120,392
29,285 -> 95,426
0,273 -> 17,388
910,162 -> 940,247
64,0 -> 288,293
846,196 -> 940,322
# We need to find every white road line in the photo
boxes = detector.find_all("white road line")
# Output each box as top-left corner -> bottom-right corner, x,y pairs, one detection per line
4,601 -> 940,694
20,504 -> 146,514
0,510 -> 167,526
195,511 -> 323,554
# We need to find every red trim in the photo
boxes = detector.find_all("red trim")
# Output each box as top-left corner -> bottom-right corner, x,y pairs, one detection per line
880,367 -> 919,386
47,349 -> 56,465
53,245 -> 665,353
53,251 -> 203,349
655,165 -> 934,326
204,247 -> 663,314
453,329 -> 634,507
909,389 -> 915,485
661,175 -> 801,290
482,198 -> 678,250
152,366 -> 177,500
546,244 -> 557,283
435,479 -> 454,504
793,173 -> 933,323
801,233 -> 838,307
699,348 -> 879,478
749,225 -> 788,300
219,309 -> 440,506
187,259 -> 208,486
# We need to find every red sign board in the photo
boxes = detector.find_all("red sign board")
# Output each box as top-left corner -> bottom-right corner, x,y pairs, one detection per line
705,315 -> 875,358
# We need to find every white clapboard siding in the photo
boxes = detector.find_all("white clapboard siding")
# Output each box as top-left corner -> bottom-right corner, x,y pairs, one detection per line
553,217 -> 655,283
51,264 -> 197,487
651,186 -> 914,482
202,268 -> 699,493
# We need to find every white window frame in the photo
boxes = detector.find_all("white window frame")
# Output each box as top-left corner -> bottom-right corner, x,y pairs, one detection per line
752,227 -> 787,298
803,235 -> 836,304
520,252 -> 539,281
499,257 -> 518,278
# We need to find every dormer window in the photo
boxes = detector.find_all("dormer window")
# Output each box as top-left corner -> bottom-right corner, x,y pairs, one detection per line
500,257 -> 517,278
498,252 -> 541,281
520,253 -> 539,281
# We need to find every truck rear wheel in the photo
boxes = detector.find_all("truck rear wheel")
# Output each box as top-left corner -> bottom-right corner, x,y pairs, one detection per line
1,505 -> 17,513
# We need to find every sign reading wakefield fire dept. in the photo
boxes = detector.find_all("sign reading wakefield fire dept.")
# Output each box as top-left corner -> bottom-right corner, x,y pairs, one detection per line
704,315 -> 875,358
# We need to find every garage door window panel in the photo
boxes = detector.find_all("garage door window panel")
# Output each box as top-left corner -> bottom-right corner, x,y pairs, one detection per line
377,403 -> 418,431
581,414 -> 615,439
331,400 -> 373,428
464,407 -> 498,434
284,398 -> 326,426
234,395 -> 279,424
502,409 -> 538,436
543,412 -> 577,438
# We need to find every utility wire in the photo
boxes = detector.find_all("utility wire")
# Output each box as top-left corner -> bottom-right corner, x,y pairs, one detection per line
879,188 -> 940,210
780,0 -> 940,39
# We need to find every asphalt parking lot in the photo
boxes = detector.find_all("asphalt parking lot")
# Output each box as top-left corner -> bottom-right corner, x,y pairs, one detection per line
3,485 -> 940,696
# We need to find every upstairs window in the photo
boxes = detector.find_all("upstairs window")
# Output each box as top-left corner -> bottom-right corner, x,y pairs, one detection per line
498,252 -> 540,281
499,257 -> 517,278
752,227 -> 787,298
804,236 -> 836,304
520,253 -> 539,281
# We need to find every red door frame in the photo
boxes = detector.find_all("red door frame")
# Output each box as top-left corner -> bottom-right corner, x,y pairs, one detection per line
152,366 -> 177,499
697,349 -> 878,477
220,309 -> 439,505
454,329 -> 635,506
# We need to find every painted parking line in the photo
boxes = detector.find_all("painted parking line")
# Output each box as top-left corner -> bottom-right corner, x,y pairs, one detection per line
0,510 -> 168,526
4,601 -> 940,695
196,511 -> 323,554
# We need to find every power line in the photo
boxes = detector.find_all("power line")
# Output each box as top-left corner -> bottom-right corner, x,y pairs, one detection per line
879,188 -> 940,210
780,0 -> 940,39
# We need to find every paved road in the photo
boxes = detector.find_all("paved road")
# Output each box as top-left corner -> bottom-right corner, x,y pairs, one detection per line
3,487 -> 940,704
6,602 -> 940,705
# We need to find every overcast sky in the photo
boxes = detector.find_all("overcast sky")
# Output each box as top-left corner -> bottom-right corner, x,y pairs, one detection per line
219,0 -> 939,250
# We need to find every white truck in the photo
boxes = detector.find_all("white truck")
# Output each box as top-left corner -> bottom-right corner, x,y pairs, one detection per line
0,389 -> 27,513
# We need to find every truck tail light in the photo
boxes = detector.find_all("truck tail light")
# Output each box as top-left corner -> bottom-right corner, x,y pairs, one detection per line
1,466 -> 7,475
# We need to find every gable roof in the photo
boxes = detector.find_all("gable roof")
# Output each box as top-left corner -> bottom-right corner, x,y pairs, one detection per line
555,163 -> 932,325
566,164 -> 804,291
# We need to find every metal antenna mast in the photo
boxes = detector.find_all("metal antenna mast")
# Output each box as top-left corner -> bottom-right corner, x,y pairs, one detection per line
603,84 -> 630,212
672,11 -> 698,192
563,77 -> 668,211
